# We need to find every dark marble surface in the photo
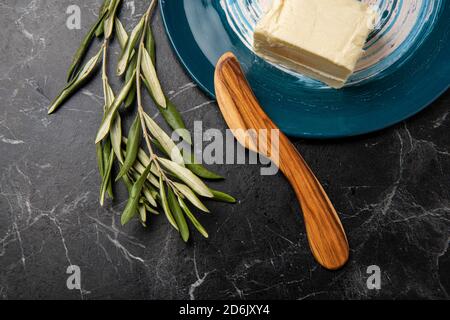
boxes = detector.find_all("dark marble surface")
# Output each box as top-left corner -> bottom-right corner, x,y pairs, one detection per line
0,0 -> 449,300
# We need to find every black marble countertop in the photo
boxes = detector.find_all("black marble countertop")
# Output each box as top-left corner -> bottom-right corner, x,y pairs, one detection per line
0,1 -> 449,300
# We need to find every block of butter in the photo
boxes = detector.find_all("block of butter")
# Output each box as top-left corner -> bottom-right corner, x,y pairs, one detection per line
253,0 -> 377,88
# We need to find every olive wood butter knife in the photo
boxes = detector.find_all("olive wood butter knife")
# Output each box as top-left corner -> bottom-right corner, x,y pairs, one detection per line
214,52 -> 349,270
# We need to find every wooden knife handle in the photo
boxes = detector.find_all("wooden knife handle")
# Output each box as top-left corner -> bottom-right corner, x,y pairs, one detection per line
243,105 -> 349,270
277,133 -> 349,270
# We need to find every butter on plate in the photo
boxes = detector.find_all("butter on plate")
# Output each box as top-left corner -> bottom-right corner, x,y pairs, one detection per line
253,0 -> 378,88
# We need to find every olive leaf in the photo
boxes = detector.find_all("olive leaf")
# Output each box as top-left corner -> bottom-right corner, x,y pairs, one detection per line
140,44 -> 166,108
95,0 -> 111,37
115,18 -> 128,48
95,24 -> 104,38
159,99 -> 192,145
139,76 -> 191,145
116,115 -> 141,181
159,176 -> 179,230
100,140 -> 115,205
96,143 -> 105,178
121,163 -> 152,226
173,182 -> 210,213
66,11 -> 108,82
103,139 -> 114,198
178,198 -> 209,239
157,158 -> 213,198
103,78 -> 115,109
100,94 -> 114,202
143,113 -> 184,166
144,204 -> 159,216
117,15 -> 145,76
138,204 -> 147,226
124,56 -> 138,108
122,174 -> 133,193
124,87 -> 136,108
145,24 -> 156,64
95,70 -> 136,143
143,187 -> 157,207
145,181 -> 159,199
132,161 -> 159,188
102,81 -> 124,164
122,137 -> 160,178
167,187 -> 189,242
49,47 -> 103,114
211,189 -> 237,203
110,114 -> 123,163
104,0 -> 122,39
115,18 -> 137,108
183,150 -> 223,180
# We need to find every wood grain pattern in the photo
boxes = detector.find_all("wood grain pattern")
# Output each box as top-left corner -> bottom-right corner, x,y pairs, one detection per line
214,52 -> 349,270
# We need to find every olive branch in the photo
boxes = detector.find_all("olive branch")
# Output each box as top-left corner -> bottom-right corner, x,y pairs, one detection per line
48,0 -> 235,241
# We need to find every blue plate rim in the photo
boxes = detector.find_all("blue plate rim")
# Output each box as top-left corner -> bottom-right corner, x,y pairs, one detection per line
160,1 -> 216,99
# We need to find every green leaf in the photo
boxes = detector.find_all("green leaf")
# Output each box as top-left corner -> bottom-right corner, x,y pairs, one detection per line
117,16 -> 145,76
122,137 -> 160,178
128,142 -> 160,177
124,84 -> 136,108
125,55 -> 138,79
140,77 -> 191,145
211,189 -> 236,203
124,55 -> 138,108
66,11 -> 108,82
157,158 -> 213,198
122,174 -> 133,193
102,80 -> 124,164
95,70 -> 136,143
103,78 -> 115,110
95,24 -> 105,38
178,198 -> 209,239
148,137 -> 167,156
115,17 -> 128,48
115,18 -> 136,107
110,113 -> 123,163
144,203 -> 159,215
145,181 -> 159,199
96,143 -> 104,178
133,160 -> 159,188
140,44 -> 166,108
174,182 -> 209,213
103,139 -> 114,199
159,176 -> 179,230
116,115 -> 141,181
143,113 -> 184,166
145,24 -> 156,64
104,0 -> 121,39
143,187 -> 157,207
100,140 -> 115,206
95,0 -> 111,37
138,204 -> 147,226
167,187 -> 189,242
159,99 -> 192,145
183,150 -> 224,180
115,17 -> 137,108
49,47 -> 103,114
121,163 -> 152,225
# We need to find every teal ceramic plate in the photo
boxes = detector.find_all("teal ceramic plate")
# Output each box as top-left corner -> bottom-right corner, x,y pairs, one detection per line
160,0 -> 450,138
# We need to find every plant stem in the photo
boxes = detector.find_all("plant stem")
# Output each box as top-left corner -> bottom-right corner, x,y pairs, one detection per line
135,0 -> 170,184
102,40 -> 109,111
